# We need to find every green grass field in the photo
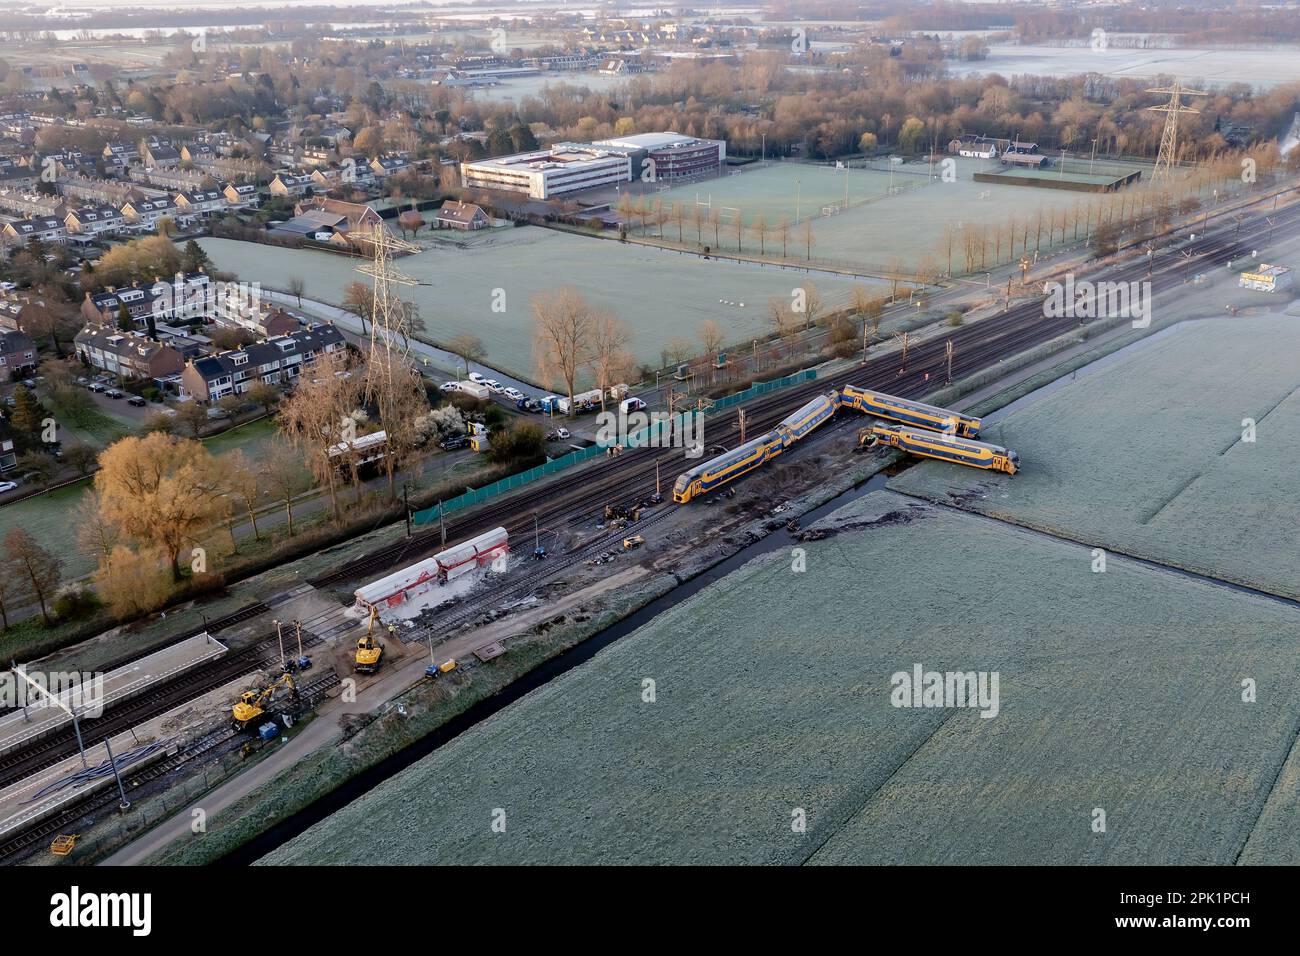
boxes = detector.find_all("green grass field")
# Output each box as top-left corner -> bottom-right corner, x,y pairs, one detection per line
260,490 -> 1300,865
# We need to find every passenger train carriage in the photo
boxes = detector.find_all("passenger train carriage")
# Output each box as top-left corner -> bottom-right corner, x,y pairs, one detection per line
840,384 -> 982,439
858,424 -> 1019,475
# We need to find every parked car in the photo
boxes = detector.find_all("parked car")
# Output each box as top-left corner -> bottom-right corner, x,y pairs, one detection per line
76,376 -> 90,387
468,372 -> 487,384
439,434 -> 470,451
503,387 -> 524,402
484,379 -> 504,394
20,379 -> 36,389
127,395 -> 147,407
88,382 -> 106,393
0,480 -> 18,494
439,381 -> 459,393
546,427 -> 571,441
105,388 -> 124,399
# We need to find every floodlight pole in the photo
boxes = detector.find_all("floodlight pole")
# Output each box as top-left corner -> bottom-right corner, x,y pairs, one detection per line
11,662 -> 89,770
102,736 -> 131,811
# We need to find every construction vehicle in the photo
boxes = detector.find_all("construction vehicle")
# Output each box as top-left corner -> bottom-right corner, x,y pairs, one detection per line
355,607 -> 385,674
604,503 -> 643,527
623,535 -> 645,550
50,835 -> 79,857
232,672 -> 297,731
426,659 -> 458,679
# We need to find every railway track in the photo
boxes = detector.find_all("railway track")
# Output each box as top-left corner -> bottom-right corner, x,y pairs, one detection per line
0,673 -> 340,866
0,628 -> 328,792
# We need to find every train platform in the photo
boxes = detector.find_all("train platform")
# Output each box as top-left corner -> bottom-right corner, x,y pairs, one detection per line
0,633 -> 228,758
0,674 -> 253,848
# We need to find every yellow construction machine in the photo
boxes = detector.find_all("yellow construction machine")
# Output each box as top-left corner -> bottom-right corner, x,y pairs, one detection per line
232,672 -> 297,731
355,607 -> 385,674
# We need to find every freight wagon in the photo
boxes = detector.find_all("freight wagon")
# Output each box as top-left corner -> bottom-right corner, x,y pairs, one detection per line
858,424 -> 1018,475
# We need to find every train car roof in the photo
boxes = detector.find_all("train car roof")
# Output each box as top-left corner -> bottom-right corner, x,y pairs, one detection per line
844,385 -> 980,422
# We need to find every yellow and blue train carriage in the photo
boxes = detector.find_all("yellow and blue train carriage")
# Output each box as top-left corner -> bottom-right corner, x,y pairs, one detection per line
774,391 -> 840,445
673,431 -> 787,503
840,384 -> 982,439
859,424 -> 1018,475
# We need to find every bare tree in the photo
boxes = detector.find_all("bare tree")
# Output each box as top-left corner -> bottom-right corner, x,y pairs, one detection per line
278,352 -> 362,520
287,276 -> 306,306
447,332 -> 487,379
751,212 -> 768,255
698,319 -> 726,361
261,440 -> 309,537
532,287 -> 598,417
587,313 -> 634,411
802,218 -> 816,260
222,449 -> 263,543
776,217 -> 791,258
4,528 -> 62,625
768,296 -> 801,356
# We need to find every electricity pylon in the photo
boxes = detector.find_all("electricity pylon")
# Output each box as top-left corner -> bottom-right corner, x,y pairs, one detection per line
356,222 -> 421,403
1146,83 -> 1207,182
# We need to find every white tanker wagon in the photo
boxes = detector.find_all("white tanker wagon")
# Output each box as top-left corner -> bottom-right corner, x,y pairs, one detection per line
353,527 -> 509,614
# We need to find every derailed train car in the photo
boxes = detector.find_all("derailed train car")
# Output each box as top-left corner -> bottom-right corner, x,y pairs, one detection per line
840,384 -> 982,439
673,391 -> 840,503
858,424 -> 1019,475
673,384 -> 1011,504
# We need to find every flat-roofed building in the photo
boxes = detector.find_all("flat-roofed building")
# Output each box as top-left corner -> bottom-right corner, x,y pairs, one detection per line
460,145 -> 631,200
591,132 -> 726,181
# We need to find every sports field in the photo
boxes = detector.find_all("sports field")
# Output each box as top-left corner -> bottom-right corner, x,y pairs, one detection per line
195,233 -> 880,379
260,489 -> 1300,865
890,314 -> 1300,600
637,158 -> 1181,273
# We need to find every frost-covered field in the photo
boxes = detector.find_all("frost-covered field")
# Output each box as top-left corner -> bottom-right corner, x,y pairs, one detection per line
647,159 -> 1170,271
890,315 -> 1300,600
196,233 -> 871,377
948,44 -> 1300,89
260,491 -> 1300,865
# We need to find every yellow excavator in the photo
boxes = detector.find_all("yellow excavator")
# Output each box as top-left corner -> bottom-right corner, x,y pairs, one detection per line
355,607 -> 385,674
232,672 -> 297,731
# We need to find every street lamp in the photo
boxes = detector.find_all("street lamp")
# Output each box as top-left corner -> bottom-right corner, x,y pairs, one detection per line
11,663 -> 130,810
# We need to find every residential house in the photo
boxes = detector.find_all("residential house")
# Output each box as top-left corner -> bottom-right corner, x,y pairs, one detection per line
64,203 -> 124,236
173,188 -> 226,217
0,190 -> 63,218
268,171 -> 314,197
120,195 -> 177,228
74,325 -> 184,380
221,182 -> 260,208
368,156 -> 409,179
435,199 -> 489,230
2,216 -> 67,244
181,324 -> 346,401
140,139 -> 180,168
0,329 -> 37,381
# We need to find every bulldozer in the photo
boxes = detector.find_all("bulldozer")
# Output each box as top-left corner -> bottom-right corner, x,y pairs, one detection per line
232,672 -> 297,731
355,607 -> 385,675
